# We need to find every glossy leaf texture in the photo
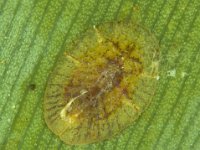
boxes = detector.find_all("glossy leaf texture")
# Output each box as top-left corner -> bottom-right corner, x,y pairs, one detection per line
0,0 -> 200,149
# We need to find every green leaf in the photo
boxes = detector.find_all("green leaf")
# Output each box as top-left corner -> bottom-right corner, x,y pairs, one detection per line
0,0 -> 200,149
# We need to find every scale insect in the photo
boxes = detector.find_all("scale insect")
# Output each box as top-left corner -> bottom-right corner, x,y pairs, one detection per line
44,20 -> 159,145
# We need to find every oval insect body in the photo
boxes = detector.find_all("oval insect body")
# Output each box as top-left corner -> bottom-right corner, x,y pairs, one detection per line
44,20 -> 159,145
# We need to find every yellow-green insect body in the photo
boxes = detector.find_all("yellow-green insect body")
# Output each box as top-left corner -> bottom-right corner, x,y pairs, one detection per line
44,21 -> 159,145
